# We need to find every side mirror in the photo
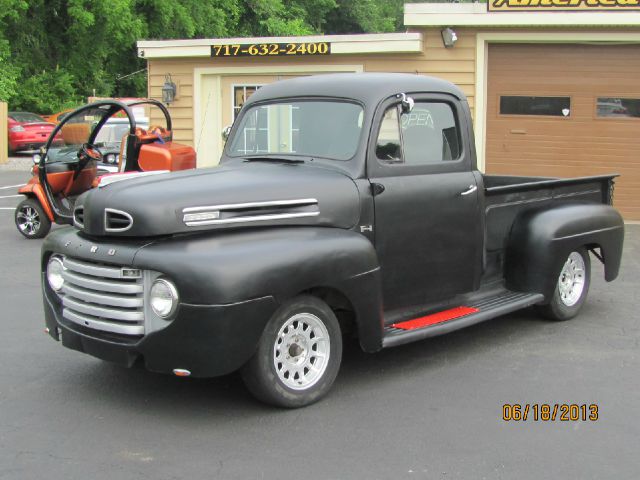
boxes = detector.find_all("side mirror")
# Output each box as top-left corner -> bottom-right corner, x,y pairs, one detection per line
397,93 -> 414,113
222,125 -> 232,142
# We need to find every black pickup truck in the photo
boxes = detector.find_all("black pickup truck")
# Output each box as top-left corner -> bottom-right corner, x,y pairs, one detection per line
40,73 -> 624,407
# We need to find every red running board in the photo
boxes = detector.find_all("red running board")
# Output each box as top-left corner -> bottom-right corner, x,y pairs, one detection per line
391,306 -> 479,331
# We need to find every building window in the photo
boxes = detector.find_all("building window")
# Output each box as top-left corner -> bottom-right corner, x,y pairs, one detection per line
500,96 -> 571,117
597,98 -> 640,118
233,85 -> 262,120
236,106 -> 270,154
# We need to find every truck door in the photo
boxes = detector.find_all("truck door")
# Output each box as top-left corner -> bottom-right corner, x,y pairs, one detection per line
368,95 -> 483,311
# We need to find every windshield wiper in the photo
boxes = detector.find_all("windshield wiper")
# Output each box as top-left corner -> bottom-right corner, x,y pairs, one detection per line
243,156 -> 305,164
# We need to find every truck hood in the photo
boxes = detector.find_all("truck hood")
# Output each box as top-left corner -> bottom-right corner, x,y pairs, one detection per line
74,162 -> 361,237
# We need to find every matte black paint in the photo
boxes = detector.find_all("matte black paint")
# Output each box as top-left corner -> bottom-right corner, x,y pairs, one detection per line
40,73 -> 625,379
370,171 -> 481,310
505,203 -> 624,300
77,162 -> 360,237
366,92 -> 484,310
44,284 -> 279,377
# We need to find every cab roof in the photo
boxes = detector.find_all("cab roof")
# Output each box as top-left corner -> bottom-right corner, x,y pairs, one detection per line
245,73 -> 466,106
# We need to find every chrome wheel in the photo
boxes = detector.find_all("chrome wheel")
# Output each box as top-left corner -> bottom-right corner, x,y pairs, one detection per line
273,312 -> 330,391
557,251 -> 586,307
16,205 -> 41,236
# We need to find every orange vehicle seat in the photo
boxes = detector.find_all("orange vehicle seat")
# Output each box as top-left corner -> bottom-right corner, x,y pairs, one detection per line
138,142 -> 197,172
60,123 -> 91,145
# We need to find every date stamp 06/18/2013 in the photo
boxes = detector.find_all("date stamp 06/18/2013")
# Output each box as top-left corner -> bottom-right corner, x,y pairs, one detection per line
502,404 -> 599,422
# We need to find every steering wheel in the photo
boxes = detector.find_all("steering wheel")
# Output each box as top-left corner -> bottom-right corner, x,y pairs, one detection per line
75,143 -> 103,179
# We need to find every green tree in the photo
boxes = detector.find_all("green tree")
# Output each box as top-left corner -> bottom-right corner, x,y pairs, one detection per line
325,0 -> 405,34
0,40 -> 20,102
14,68 -> 80,112
0,0 -> 27,102
1,0 -> 408,111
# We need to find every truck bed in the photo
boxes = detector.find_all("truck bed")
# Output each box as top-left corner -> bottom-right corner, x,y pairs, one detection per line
482,174 -> 617,254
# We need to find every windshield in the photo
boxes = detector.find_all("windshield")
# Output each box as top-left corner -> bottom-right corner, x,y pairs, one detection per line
10,112 -> 47,123
228,100 -> 363,161
47,107 -> 109,162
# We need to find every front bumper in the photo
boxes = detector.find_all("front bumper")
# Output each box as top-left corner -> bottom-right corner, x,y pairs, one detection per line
43,284 -> 278,377
10,139 -> 47,152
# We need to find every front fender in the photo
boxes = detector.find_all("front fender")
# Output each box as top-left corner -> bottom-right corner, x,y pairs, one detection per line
505,204 -> 624,301
133,227 -> 385,351
18,181 -> 55,222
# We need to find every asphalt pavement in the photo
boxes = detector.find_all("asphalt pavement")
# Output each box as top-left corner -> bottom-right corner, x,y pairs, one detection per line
0,155 -> 33,172
0,169 -> 638,480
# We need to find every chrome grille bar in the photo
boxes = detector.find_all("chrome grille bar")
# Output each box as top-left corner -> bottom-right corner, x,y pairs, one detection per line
61,256 -> 145,336
62,297 -> 144,322
61,270 -> 143,294
64,257 -> 125,279
63,309 -> 144,336
61,283 -> 143,308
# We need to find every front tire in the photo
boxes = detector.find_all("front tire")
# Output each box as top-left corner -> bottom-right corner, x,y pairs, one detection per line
241,295 -> 343,408
537,248 -> 591,321
15,198 -> 51,239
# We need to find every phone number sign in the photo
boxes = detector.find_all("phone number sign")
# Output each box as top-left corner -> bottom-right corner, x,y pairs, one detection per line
211,42 -> 331,57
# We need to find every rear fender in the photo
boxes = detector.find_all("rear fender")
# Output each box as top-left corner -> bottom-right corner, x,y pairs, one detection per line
505,204 -> 624,301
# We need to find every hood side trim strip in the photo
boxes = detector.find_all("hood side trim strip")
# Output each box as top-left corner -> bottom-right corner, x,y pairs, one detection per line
182,198 -> 318,213
184,211 -> 319,227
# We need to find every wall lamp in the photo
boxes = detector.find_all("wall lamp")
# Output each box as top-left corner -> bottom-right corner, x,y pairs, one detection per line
441,27 -> 458,48
162,74 -> 177,105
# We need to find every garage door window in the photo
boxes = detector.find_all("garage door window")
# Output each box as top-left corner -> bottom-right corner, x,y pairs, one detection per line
500,96 -> 571,117
597,98 -> 640,118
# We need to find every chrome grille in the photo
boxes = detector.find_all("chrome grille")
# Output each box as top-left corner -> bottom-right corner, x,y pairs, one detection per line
61,257 -> 144,336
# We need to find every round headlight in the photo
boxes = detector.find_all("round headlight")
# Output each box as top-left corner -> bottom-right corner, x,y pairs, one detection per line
47,256 -> 65,292
150,278 -> 178,318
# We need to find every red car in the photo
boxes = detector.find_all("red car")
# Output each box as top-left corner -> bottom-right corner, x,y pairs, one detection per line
8,112 -> 59,155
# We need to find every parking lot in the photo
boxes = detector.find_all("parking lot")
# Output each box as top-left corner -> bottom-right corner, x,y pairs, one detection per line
0,168 -> 638,479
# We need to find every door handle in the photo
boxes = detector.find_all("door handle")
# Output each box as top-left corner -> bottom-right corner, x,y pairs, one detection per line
460,185 -> 478,196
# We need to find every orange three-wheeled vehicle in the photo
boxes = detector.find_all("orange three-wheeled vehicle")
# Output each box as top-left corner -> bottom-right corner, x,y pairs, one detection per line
15,99 -> 196,238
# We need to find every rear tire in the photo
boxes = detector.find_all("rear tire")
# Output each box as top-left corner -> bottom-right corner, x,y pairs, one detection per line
15,198 -> 51,239
241,295 -> 342,408
537,247 -> 591,321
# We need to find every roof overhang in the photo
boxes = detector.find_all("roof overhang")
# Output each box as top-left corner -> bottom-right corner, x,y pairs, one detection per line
137,33 -> 423,59
404,2 -> 640,27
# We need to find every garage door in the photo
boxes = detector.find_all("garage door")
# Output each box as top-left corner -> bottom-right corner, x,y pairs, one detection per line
486,44 -> 640,220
